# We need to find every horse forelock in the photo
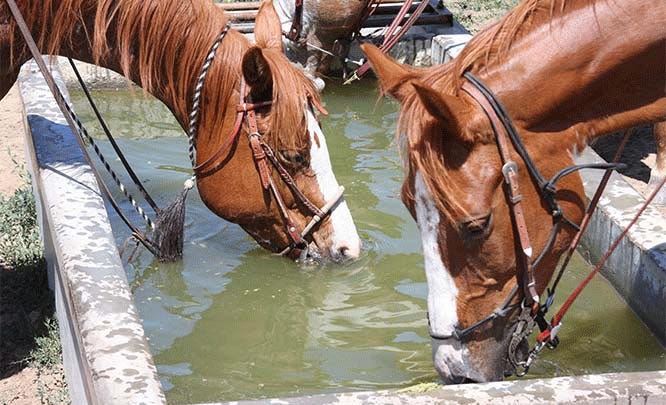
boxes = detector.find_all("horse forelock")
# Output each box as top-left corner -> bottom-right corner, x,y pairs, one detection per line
260,48 -> 320,153
398,73 -> 474,225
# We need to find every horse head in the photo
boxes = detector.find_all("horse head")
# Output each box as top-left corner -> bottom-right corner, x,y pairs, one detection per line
195,1 -> 361,262
361,43 -> 586,382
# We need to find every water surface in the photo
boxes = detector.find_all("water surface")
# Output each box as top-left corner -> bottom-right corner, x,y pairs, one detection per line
71,81 -> 664,404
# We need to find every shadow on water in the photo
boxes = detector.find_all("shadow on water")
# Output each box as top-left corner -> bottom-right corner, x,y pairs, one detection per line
70,80 -> 664,403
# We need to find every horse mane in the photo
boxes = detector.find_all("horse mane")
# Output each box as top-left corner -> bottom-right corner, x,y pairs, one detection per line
258,48 -> 321,152
11,0 -> 233,124
11,0 -> 317,152
449,0 -> 617,85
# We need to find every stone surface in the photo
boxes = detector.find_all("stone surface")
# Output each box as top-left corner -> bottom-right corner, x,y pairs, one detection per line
576,148 -> 666,344
205,371 -> 666,405
19,60 -> 165,405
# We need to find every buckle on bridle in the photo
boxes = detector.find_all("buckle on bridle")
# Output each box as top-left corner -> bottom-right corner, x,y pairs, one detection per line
501,161 -> 518,184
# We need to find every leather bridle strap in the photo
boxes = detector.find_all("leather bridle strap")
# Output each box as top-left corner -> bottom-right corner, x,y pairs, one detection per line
351,0 -> 430,81
194,82 -> 272,177
286,0 -> 304,42
461,79 -> 540,307
246,106 -> 307,256
239,80 -> 346,258
193,76 -> 344,259
261,144 -> 325,218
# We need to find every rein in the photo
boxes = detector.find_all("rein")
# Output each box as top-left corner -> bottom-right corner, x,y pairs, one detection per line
427,71 -> 631,376
282,0 -> 428,80
347,0 -> 430,83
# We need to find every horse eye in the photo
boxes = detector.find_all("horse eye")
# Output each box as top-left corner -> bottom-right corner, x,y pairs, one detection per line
278,150 -> 308,167
459,213 -> 493,241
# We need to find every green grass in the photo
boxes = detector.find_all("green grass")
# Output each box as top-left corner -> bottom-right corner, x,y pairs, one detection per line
0,173 -> 43,270
30,318 -> 70,405
0,170 -> 68,403
28,318 -> 63,370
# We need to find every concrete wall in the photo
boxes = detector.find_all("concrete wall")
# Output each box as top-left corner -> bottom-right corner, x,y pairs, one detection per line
208,370 -> 666,404
575,149 -> 666,344
20,60 -> 166,405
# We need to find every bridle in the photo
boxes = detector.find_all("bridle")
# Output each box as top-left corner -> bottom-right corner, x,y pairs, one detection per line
426,71 -> 624,376
188,25 -> 345,261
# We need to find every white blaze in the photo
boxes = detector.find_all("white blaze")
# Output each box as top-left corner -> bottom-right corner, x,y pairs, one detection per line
306,109 -> 361,258
414,172 -> 476,381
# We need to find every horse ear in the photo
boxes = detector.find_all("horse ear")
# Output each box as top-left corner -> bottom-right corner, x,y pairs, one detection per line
360,43 -> 418,102
242,46 -> 273,98
254,0 -> 284,51
411,81 -> 464,129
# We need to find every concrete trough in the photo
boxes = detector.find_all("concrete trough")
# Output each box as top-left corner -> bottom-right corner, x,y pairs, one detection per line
20,60 -> 166,405
18,22 -> 665,405
206,370 -> 666,404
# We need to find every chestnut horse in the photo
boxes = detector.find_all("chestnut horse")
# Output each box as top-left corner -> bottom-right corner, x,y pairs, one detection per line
362,0 -> 665,382
273,0 -> 372,74
0,0 -> 361,261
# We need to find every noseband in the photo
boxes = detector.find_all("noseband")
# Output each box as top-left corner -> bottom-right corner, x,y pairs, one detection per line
427,71 -> 623,376
188,26 -> 344,260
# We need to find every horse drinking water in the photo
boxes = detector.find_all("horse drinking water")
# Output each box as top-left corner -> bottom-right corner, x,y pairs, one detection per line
0,0 -> 361,262
362,0 -> 665,383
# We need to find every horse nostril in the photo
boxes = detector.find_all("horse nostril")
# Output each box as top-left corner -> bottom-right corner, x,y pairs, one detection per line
333,242 -> 360,260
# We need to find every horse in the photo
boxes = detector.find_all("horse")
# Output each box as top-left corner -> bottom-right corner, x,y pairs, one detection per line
361,0 -> 665,383
0,0 -> 361,262
273,0 -> 372,75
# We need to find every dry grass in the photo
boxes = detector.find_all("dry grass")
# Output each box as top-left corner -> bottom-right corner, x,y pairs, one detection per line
444,0 -> 521,33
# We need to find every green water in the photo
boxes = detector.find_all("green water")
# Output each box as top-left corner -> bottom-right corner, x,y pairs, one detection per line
70,81 -> 664,404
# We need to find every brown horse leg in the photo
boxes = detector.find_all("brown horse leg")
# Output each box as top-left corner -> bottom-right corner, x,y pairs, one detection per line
649,121 -> 666,205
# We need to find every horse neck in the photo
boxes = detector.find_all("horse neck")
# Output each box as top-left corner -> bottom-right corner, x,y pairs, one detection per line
53,0 -> 248,130
468,0 -> 665,139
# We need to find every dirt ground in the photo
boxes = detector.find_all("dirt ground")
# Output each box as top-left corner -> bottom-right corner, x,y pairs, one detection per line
0,84 -> 26,196
0,83 -> 68,405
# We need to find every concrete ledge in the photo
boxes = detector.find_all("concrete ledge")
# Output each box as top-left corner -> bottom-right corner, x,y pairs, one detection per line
576,148 -> 666,344
206,370 -> 666,405
431,32 -> 473,63
19,60 -> 166,405
347,22 -> 470,68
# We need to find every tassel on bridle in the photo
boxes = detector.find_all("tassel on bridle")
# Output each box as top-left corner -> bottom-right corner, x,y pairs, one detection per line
152,177 -> 195,261
151,25 -> 232,261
